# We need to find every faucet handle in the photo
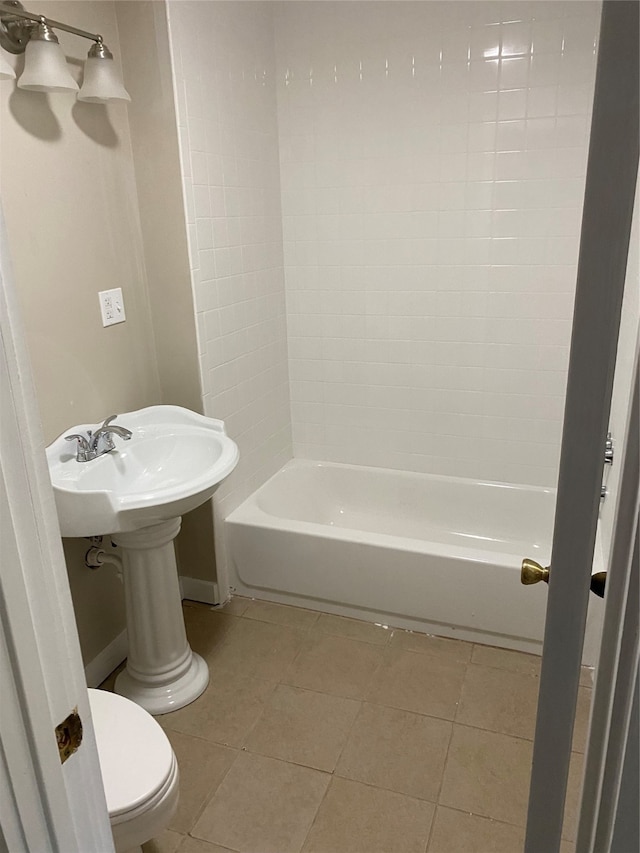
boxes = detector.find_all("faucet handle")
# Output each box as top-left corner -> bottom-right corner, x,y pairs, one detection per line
96,414 -> 132,439
65,433 -> 91,462
65,433 -> 90,447
98,414 -> 119,431
90,414 -> 132,455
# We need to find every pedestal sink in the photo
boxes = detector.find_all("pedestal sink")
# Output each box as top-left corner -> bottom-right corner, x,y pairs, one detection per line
46,405 -> 239,714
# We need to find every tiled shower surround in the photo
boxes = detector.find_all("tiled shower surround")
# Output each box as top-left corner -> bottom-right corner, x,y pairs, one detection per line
168,2 -> 600,535
276,1 -> 599,486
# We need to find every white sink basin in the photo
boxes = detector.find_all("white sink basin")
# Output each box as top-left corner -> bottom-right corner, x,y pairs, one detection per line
47,405 -> 239,537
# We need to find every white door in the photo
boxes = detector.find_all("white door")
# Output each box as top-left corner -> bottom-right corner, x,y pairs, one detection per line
524,2 -> 639,851
0,208 -> 113,852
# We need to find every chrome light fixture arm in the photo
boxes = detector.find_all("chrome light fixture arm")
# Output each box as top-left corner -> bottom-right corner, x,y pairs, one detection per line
0,0 -> 103,54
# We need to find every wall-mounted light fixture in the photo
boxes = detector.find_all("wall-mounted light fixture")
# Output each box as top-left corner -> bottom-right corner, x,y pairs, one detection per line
17,19 -> 78,92
0,0 -> 130,102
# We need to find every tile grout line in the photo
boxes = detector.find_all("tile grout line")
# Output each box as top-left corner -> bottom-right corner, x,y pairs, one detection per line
329,696 -> 365,775
180,746 -> 240,841
295,768 -> 334,853
236,678 -> 280,751
184,826 -> 243,853
425,658 -> 469,852
427,802 -> 534,834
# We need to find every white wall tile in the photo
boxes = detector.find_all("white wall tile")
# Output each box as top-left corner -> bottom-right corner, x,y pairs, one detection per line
275,0 -> 598,487
167,0 -> 293,583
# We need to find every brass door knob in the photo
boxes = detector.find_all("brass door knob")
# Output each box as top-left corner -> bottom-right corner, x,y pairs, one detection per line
521,558 -> 550,586
590,571 -> 607,598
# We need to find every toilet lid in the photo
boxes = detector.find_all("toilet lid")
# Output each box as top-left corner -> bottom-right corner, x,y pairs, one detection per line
88,688 -> 175,818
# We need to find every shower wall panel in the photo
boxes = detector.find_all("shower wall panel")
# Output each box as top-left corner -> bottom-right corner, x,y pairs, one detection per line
275,0 -> 600,486
167,1 -> 293,581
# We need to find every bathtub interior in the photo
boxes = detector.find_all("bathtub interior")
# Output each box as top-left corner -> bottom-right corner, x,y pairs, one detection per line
248,460 -> 555,558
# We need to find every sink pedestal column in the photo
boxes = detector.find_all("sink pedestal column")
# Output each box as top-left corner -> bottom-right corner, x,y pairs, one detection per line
112,517 -> 209,715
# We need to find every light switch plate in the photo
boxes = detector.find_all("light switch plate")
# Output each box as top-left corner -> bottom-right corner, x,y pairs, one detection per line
98,288 -> 126,327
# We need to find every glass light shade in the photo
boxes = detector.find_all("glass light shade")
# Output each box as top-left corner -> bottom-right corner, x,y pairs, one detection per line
17,39 -> 78,92
78,56 -> 130,103
0,49 -> 16,80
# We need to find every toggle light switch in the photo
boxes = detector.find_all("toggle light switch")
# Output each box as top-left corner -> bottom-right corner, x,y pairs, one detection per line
98,287 -> 126,327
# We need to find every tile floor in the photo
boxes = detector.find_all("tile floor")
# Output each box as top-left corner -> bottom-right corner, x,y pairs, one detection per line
102,597 -> 592,853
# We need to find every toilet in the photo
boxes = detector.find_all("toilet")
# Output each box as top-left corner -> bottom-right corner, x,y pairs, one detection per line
88,688 -> 179,853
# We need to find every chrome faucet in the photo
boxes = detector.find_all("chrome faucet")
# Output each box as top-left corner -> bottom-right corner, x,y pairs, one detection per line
65,415 -> 132,462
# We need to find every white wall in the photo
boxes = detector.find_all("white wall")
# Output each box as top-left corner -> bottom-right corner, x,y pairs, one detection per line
275,0 -> 600,486
0,0 -> 159,667
1,0 -> 218,672
166,1 -> 293,588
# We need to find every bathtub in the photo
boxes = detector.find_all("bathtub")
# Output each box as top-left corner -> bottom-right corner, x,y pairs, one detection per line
226,459 -> 604,662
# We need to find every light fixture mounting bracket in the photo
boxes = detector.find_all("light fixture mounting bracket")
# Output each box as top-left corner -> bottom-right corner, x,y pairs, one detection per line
0,1 -> 32,54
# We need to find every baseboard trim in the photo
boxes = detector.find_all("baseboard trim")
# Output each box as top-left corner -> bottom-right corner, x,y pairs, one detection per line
84,629 -> 128,689
180,576 -> 219,605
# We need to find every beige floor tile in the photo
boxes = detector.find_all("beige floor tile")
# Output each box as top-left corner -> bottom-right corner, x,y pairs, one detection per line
458,663 -> 592,750
183,607 -> 238,660
471,644 -> 542,677
427,806 -> 525,853
572,687 -> 592,754
98,660 -> 126,692
192,752 -> 330,853
562,751 -> 585,842
389,629 -> 473,663
156,601 -> 582,853
244,599 -> 320,630
367,648 -> 466,720
182,600 -> 217,614
302,777 -> 435,853
456,663 -> 540,740
580,665 -> 595,687
165,731 -> 236,834
157,669 -> 275,748
206,617 -> 306,680
218,595 -> 250,616
177,838 -> 236,853
143,829 -> 184,853
440,725 -> 532,827
284,634 -> 384,699
311,612 -> 391,645
336,702 -> 451,801
245,683 -> 360,771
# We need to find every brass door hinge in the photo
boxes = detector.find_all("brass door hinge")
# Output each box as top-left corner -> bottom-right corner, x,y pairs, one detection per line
55,708 -> 83,764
